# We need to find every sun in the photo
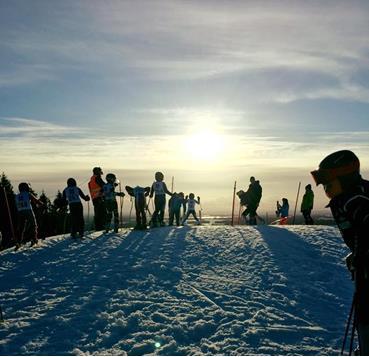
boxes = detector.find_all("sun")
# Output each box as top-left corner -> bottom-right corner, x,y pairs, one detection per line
185,129 -> 226,162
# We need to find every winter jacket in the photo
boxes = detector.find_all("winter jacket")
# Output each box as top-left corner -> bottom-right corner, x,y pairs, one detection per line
301,190 -> 314,211
329,178 -> 369,262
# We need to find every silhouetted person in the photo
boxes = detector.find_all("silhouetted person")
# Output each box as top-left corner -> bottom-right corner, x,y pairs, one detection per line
126,185 -> 151,230
88,167 -> 106,231
301,184 -> 314,224
169,192 -> 185,226
276,198 -> 289,224
181,193 -> 201,225
312,150 -> 369,355
238,176 -> 262,225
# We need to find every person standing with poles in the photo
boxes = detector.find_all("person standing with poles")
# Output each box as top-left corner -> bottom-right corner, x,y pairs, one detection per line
311,150 -> 369,355
88,167 -> 106,231
301,184 -> 315,224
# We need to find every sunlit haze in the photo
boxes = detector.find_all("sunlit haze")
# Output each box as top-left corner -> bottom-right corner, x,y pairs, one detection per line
1,1 -> 369,216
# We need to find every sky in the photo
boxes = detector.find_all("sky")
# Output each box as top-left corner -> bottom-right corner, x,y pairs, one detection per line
1,0 -> 369,215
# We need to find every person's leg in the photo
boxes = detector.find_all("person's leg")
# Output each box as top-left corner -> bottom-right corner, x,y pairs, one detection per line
181,211 -> 190,224
69,204 -> 78,237
105,201 -> 113,232
175,210 -> 180,226
356,273 -> 369,355
112,201 -> 119,232
158,196 -> 166,225
77,203 -> 85,236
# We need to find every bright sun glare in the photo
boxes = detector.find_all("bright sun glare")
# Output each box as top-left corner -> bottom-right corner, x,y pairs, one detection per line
186,130 -> 226,162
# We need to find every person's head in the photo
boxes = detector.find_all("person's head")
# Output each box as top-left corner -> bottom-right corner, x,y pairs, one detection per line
189,193 -> 195,199
155,171 -> 164,182
93,167 -> 103,176
250,176 -> 255,183
305,184 -> 312,191
179,192 -> 184,198
311,150 -> 360,199
18,182 -> 30,193
106,173 -> 116,184
67,178 -> 77,187
282,198 -> 288,205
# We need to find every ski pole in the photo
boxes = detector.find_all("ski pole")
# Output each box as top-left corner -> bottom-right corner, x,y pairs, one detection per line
0,305 -> 4,322
2,186 -> 16,244
341,292 -> 356,355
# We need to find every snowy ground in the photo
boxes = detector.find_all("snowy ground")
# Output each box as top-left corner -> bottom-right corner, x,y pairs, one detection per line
0,225 -> 352,355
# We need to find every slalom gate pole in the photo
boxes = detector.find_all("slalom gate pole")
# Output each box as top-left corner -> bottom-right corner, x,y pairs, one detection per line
118,182 -> 123,228
2,186 -> 16,244
292,181 -> 301,225
171,176 -> 174,192
231,181 -> 237,226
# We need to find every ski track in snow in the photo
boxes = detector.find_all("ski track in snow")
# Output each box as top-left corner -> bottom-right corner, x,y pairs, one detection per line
0,225 -> 352,355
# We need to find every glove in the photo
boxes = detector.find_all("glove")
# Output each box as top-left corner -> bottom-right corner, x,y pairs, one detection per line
85,195 -> 91,202
197,196 -> 200,201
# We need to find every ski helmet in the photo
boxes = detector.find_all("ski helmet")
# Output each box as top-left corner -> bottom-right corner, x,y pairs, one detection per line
155,172 -> 164,181
189,193 -> 195,199
311,150 -> 360,186
93,167 -> 103,175
305,184 -> 312,190
18,182 -> 30,192
67,178 -> 77,187
106,173 -> 116,183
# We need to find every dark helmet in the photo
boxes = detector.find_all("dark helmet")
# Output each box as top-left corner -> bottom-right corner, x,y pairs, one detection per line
93,167 -> 103,175
189,193 -> 195,199
19,182 -> 30,192
311,150 -> 360,186
67,178 -> 77,187
250,176 -> 255,183
155,171 -> 164,181
106,173 -> 116,183
305,184 -> 312,190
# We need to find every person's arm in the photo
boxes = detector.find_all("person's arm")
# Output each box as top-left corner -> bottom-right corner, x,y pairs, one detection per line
30,194 -> 44,207
78,188 -> 90,201
163,182 -> 172,196
96,176 -> 105,190
149,183 -> 154,198
125,186 -> 135,197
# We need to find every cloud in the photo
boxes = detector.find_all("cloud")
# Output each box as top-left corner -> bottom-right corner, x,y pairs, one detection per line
1,1 -> 369,103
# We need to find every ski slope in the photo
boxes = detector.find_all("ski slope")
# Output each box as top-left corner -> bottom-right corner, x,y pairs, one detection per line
0,225 -> 352,355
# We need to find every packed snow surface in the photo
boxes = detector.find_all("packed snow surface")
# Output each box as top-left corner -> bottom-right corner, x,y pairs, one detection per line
0,225 -> 352,355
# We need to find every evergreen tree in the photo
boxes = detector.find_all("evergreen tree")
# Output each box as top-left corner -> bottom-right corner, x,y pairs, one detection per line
0,172 -> 14,194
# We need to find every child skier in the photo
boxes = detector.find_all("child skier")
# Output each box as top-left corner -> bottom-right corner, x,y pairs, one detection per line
15,182 -> 44,248
300,184 -> 314,224
311,150 -> 369,355
88,167 -> 106,231
125,185 -> 151,230
276,198 -> 289,224
168,192 -> 185,226
149,172 -> 172,227
62,178 -> 90,238
103,173 -> 125,233
181,193 -> 201,225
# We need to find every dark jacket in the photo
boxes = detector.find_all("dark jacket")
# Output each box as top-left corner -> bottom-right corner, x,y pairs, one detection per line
329,178 -> 369,261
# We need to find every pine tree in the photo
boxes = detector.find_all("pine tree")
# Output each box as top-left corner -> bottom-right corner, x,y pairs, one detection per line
0,172 -> 14,194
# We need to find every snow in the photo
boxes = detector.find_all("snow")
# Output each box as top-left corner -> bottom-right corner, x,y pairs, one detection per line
0,225 -> 352,355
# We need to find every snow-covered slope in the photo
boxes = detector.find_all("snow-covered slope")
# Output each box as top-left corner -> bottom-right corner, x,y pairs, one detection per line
0,225 -> 352,355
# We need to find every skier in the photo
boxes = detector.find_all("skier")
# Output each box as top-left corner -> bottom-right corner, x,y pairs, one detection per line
311,150 -> 369,355
103,173 -> 125,233
181,193 -> 201,225
168,192 -> 186,226
237,176 -> 262,225
276,198 -> 289,224
149,172 -> 172,227
300,184 -> 314,224
88,167 -> 106,231
15,182 -> 43,248
125,185 -> 151,230
62,178 -> 90,238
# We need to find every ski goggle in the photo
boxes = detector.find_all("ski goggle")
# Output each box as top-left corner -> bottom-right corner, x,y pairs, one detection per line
310,160 -> 359,186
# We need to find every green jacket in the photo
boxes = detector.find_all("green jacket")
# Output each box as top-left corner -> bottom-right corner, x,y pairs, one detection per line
301,190 -> 314,211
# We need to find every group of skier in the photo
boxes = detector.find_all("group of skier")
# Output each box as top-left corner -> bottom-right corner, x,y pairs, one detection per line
6,148 -> 369,354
